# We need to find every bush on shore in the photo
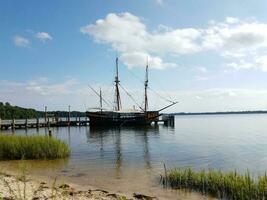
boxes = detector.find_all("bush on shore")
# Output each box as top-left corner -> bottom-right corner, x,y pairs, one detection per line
165,168 -> 267,200
0,134 -> 70,160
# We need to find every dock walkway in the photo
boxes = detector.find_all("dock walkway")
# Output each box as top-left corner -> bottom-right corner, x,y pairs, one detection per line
0,115 -> 174,130
0,117 -> 89,130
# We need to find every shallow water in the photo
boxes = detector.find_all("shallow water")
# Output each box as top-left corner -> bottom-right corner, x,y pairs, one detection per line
1,114 -> 267,199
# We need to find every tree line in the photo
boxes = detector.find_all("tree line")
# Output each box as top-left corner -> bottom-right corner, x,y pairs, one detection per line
0,102 -> 86,119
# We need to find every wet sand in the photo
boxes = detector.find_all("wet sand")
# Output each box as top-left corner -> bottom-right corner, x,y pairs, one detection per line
0,172 -> 158,200
0,162 -> 214,200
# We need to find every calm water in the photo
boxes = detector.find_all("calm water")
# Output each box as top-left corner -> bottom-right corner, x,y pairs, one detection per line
1,114 -> 267,199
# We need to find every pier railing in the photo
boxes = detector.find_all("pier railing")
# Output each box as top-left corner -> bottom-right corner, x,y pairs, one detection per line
0,115 -> 174,130
153,114 -> 175,126
0,117 -> 89,130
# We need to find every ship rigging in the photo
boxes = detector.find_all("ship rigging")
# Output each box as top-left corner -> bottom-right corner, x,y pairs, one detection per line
86,57 -> 177,127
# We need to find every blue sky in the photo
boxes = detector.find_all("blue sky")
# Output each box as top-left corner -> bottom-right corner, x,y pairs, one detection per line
1,0 -> 267,112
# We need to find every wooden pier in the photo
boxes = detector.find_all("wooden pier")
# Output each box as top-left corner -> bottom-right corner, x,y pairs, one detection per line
0,117 -> 89,130
0,115 -> 174,130
153,114 -> 175,126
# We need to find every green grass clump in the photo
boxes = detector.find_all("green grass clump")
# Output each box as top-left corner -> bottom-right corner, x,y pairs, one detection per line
0,134 -> 70,160
165,168 -> 267,200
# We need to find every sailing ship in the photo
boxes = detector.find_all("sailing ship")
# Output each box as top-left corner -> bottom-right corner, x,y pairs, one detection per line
86,57 -> 177,127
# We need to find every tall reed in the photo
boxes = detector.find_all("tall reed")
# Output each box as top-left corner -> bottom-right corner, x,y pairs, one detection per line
0,134 -> 70,160
165,168 -> 267,200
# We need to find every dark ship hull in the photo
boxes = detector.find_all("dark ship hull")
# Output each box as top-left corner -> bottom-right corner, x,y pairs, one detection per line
86,57 -> 177,127
86,111 -> 159,127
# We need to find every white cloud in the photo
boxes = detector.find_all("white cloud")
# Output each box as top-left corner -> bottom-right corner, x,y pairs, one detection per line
256,55 -> 267,71
202,18 -> 267,71
196,67 -> 208,73
36,32 -> 53,42
0,78 -> 90,111
226,60 -> 254,71
195,76 -> 210,81
155,0 -> 164,5
13,35 -> 30,47
221,51 -> 246,58
174,88 -> 267,112
81,13 -> 267,72
25,79 -> 78,96
225,17 -> 239,24
120,52 -> 177,69
2,78 -> 267,112
195,95 -> 203,100
0,78 -> 145,111
203,22 -> 267,51
81,12 -> 200,69
226,54 -> 267,72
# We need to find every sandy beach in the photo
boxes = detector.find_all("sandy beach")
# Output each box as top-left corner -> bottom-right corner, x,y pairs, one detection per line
0,172 -> 157,200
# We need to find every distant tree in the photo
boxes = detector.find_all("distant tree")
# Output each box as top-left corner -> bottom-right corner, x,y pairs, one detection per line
0,103 -> 85,119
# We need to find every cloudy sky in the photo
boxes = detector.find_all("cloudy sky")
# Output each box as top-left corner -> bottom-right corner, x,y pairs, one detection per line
1,0 -> 267,112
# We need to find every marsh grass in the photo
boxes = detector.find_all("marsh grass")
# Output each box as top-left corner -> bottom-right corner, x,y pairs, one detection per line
0,134 -> 70,160
164,168 -> 267,200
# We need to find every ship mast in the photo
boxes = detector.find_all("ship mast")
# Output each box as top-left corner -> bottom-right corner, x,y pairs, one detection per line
99,87 -> 103,109
144,60 -> 148,112
115,57 -> 122,111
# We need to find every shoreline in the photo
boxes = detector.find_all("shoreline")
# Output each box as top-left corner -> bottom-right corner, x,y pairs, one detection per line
0,162 -> 212,200
0,170 -> 158,200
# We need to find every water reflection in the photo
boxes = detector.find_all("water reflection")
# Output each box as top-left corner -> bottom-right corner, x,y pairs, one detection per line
6,115 -> 267,199
115,129 -> 122,178
87,126 -> 160,178
68,126 -> 71,146
141,129 -> 151,169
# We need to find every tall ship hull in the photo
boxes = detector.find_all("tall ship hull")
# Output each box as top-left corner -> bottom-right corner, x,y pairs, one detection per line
86,111 -> 159,127
86,57 -> 177,127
